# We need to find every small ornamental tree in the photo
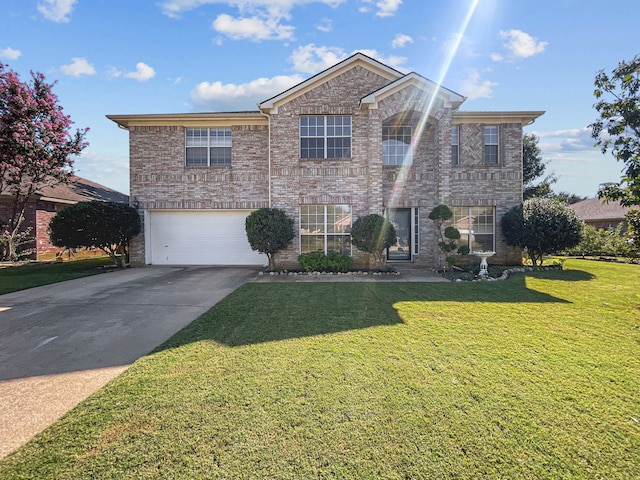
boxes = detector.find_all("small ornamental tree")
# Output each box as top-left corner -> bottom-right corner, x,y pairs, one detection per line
502,198 -> 583,266
245,208 -> 295,271
0,63 -> 89,260
350,213 -> 396,269
48,201 -> 141,268
428,204 -> 467,268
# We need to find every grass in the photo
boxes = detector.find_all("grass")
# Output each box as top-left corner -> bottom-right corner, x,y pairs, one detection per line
1,259 -> 639,479
0,256 -> 114,294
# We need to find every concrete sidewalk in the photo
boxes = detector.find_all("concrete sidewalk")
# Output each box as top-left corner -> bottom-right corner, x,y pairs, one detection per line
0,266 -> 256,460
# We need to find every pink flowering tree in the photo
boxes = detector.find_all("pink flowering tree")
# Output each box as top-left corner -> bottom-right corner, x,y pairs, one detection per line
0,63 -> 88,260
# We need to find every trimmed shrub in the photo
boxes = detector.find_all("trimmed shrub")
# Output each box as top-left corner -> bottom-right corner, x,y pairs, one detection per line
350,214 -> 396,269
298,251 -> 352,273
245,208 -> 295,271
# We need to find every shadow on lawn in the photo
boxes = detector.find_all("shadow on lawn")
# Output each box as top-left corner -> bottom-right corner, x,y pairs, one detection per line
158,272 -> 581,349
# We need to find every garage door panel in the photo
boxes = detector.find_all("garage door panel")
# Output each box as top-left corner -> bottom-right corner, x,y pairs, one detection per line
148,211 -> 266,265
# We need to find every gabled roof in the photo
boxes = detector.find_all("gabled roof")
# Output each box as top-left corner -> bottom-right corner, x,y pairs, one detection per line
570,198 -> 631,222
258,52 -> 404,113
360,72 -> 466,110
1,176 -> 129,205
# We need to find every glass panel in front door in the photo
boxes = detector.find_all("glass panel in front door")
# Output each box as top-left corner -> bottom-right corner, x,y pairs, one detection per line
388,208 -> 411,260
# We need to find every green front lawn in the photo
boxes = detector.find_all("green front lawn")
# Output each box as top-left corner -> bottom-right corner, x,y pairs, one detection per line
0,257 -> 114,295
1,259 -> 638,479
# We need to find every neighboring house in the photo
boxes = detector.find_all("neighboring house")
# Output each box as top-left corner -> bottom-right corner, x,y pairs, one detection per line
0,176 -> 129,259
570,198 -> 631,231
107,53 -> 543,268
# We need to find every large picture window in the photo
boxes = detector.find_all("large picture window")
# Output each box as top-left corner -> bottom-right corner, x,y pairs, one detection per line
483,126 -> 498,165
300,205 -> 351,255
452,206 -> 495,252
300,116 -> 351,159
186,128 -> 232,166
382,125 -> 412,165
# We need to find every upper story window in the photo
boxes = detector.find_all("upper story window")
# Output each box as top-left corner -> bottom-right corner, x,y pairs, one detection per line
382,125 -> 412,166
300,116 -> 351,159
451,125 -> 459,165
185,128 -> 232,167
483,126 -> 499,165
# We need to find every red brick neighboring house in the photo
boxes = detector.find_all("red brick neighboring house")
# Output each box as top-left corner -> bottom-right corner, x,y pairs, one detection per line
0,176 -> 128,259
570,198 -> 631,231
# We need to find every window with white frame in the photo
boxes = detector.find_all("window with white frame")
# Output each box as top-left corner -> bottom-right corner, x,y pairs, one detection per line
300,205 -> 352,255
185,128 -> 232,166
300,116 -> 351,159
483,126 -> 498,165
451,125 -> 459,165
382,125 -> 412,165
452,206 -> 495,252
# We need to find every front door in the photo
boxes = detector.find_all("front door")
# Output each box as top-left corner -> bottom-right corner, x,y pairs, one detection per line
387,208 -> 411,261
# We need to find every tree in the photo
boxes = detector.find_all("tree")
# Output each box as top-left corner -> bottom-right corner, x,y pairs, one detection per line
554,191 -> 588,205
245,208 -> 294,271
0,63 -> 88,260
48,201 -> 141,268
590,55 -> 640,207
523,133 -> 556,200
501,198 -> 583,266
350,213 -> 396,269
428,204 -> 468,268
624,208 -> 640,260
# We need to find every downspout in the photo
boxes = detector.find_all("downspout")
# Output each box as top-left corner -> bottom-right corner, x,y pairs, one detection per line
259,108 -> 272,208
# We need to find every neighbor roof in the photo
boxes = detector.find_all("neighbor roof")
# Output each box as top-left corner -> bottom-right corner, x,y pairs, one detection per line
32,176 -> 128,205
570,198 -> 631,221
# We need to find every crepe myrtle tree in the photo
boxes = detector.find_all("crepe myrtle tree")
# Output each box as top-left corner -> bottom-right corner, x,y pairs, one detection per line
350,213 -> 396,269
48,201 -> 141,268
245,207 -> 295,271
0,63 -> 88,260
502,198 -> 582,266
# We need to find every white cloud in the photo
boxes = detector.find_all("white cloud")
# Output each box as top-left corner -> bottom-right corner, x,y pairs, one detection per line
124,62 -> 156,81
191,74 -> 305,110
289,44 -> 348,73
212,13 -> 295,41
159,0 -> 346,18
357,49 -> 406,69
0,47 -> 22,60
375,0 -> 402,17
490,53 -> 503,62
534,128 -> 596,154
37,0 -> 77,23
60,57 -> 96,76
316,18 -> 332,32
289,44 -> 407,74
457,69 -> 497,100
498,29 -> 548,59
391,33 -> 413,49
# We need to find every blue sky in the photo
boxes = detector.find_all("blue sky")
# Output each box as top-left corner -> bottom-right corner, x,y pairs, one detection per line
1,0 -> 638,197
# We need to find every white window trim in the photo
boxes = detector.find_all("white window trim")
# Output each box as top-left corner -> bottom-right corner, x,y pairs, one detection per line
185,127 -> 232,167
483,125 -> 499,165
382,124 -> 413,166
451,125 -> 459,165
299,205 -> 352,255
299,116 -> 352,159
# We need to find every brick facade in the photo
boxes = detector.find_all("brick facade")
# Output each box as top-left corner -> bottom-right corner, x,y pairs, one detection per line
113,54 -> 542,268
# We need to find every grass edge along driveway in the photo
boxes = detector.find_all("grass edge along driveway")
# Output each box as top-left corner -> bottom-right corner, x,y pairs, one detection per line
1,259 -> 638,479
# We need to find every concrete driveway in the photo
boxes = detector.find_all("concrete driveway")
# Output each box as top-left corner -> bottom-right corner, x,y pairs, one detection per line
0,265 -> 256,459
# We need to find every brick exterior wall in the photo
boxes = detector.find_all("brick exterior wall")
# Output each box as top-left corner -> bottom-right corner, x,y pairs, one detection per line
127,61 -> 528,267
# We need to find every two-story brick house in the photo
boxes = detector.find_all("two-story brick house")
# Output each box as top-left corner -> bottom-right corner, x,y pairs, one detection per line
108,53 -> 543,268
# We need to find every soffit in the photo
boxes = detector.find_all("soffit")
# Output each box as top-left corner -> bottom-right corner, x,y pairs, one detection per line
452,111 -> 545,125
106,112 -> 267,129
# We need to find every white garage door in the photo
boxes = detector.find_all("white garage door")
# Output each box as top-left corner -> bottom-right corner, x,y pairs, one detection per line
147,210 -> 267,265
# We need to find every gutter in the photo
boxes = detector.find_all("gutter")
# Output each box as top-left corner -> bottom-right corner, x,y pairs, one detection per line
258,108 -> 272,208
